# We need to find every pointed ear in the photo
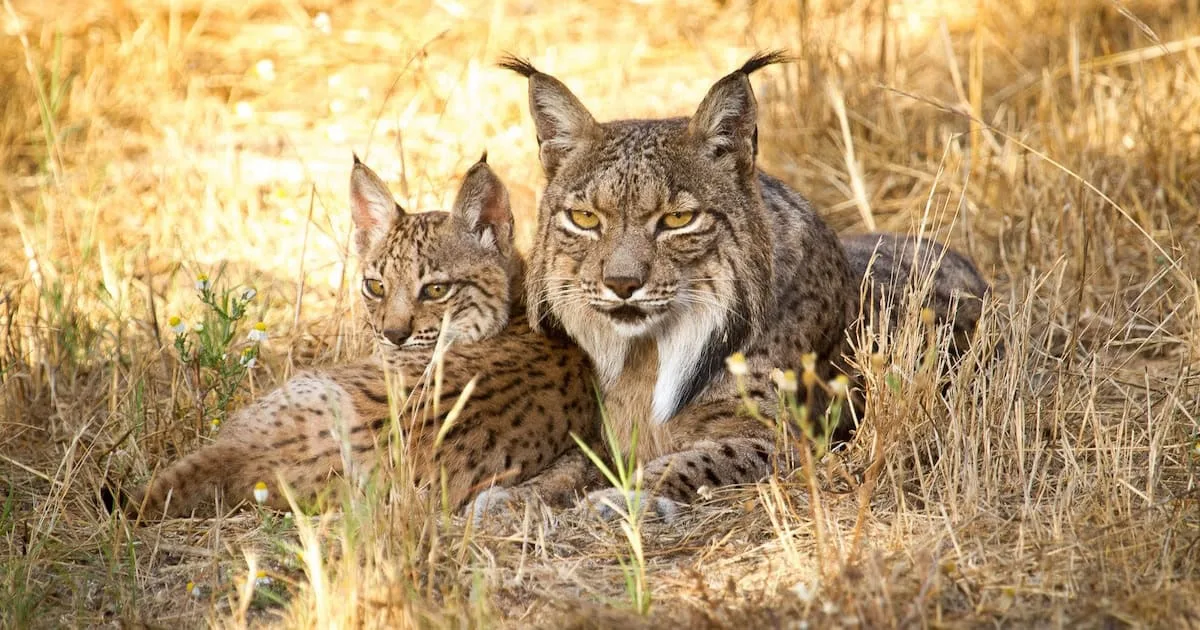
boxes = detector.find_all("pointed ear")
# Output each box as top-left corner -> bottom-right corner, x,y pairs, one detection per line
450,153 -> 513,253
498,55 -> 600,178
349,155 -> 403,257
688,51 -> 789,176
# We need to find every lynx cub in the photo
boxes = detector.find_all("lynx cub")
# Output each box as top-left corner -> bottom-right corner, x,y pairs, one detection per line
126,157 -> 598,518
504,52 -> 989,517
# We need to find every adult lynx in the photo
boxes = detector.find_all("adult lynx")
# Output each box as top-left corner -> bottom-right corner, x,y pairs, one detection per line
503,52 -> 989,516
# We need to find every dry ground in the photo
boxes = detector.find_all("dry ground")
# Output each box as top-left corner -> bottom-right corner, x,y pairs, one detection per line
2,0 -> 1200,627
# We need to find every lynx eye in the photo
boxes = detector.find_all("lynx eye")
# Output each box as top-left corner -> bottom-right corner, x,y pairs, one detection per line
362,278 -> 385,299
659,210 -> 696,230
419,283 -> 452,301
568,210 -> 601,230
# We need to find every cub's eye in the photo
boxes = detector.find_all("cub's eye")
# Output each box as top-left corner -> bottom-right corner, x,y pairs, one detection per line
419,283 -> 451,301
659,210 -> 696,230
568,210 -> 601,230
362,278 -> 385,299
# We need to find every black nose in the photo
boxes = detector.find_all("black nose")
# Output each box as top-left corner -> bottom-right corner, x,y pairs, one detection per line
382,326 -> 411,346
604,276 -> 644,300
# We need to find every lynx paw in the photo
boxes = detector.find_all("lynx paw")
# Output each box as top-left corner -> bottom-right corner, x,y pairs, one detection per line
583,488 -> 682,524
468,487 -> 517,525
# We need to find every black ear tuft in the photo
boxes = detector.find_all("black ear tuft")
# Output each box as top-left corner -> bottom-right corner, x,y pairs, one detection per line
500,54 -> 600,178
497,53 -> 541,77
739,50 -> 793,75
478,149 -> 488,164
352,152 -> 363,166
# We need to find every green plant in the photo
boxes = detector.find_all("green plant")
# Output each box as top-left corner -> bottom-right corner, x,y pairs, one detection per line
573,404 -> 652,615
169,271 -> 266,430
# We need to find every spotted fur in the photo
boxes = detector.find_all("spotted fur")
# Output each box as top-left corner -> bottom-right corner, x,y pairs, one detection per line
126,158 -> 599,519
504,52 -> 989,515
841,232 -> 990,357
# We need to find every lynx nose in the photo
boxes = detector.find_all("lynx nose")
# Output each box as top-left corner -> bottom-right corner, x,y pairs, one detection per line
604,276 -> 644,300
382,325 -> 411,346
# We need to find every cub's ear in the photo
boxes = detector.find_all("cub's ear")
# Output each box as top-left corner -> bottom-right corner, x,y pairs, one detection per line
349,154 -> 404,257
688,51 -> 790,177
498,55 -> 601,178
450,152 -> 513,253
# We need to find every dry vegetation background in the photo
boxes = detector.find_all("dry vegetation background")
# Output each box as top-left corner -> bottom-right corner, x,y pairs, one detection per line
2,0 -> 1200,627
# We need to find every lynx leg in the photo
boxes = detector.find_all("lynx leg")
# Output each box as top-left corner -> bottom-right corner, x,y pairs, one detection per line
584,396 -> 780,521
470,449 -> 598,523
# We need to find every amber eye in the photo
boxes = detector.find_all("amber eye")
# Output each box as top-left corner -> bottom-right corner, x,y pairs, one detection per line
362,278 -> 385,299
419,283 -> 451,301
568,210 -> 601,230
659,210 -> 696,230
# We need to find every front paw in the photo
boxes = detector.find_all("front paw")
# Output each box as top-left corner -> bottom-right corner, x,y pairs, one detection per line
468,486 -> 517,525
582,488 -> 682,524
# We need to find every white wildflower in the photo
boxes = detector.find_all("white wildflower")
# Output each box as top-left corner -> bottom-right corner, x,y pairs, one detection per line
254,59 -> 275,82
168,315 -> 186,335
248,321 -> 268,342
828,375 -> 850,398
194,274 -> 210,292
239,347 -> 257,369
790,581 -> 816,604
771,368 -> 798,394
254,570 -> 272,587
725,352 -> 748,377
313,12 -> 331,34
253,481 -> 269,504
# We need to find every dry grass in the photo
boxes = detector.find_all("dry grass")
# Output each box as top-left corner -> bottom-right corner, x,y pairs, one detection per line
3,0 -> 1200,627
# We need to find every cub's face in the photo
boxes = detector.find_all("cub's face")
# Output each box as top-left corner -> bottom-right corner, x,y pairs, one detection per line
350,157 -> 518,351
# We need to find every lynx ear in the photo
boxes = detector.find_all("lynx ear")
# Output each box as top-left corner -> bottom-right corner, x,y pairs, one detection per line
450,152 -> 513,253
499,55 -> 601,178
689,51 -> 789,176
349,155 -> 404,257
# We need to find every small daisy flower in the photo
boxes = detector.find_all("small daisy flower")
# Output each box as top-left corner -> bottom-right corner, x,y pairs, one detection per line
326,123 -> 347,143
771,368 -> 799,395
725,352 -> 748,377
253,481 -> 269,504
254,569 -> 273,587
801,369 -> 818,390
800,352 -> 817,374
210,417 -> 222,432
828,375 -> 850,398
248,321 -> 269,342
168,315 -> 186,335
186,580 -> 202,598
313,11 -> 331,34
254,58 -> 276,82
195,274 -> 210,292
239,347 -> 257,369
192,322 -> 205,333
241,287 -> 257,301
790,581 -> 816,604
